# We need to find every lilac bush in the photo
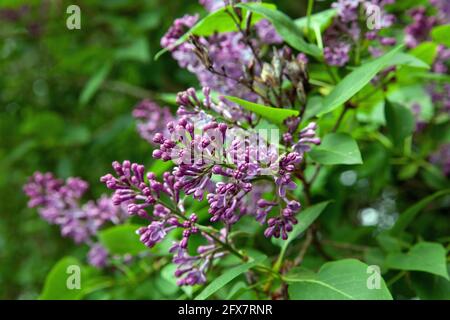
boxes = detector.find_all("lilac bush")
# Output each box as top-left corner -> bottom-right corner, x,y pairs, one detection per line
23,172 -> 127,267
24,0 -> 450,300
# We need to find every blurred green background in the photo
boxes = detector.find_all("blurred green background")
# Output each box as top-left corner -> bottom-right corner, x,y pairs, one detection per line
0,0 -> 314,300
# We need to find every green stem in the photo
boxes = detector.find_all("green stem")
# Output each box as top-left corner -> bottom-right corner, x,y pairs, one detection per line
306,0 -> 314,36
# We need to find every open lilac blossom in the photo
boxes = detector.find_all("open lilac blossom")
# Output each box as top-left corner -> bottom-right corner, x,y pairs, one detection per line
132,100 -> 174,145
88,244 -> 109,268
23,174 -> 124,233
405,7 -> 436,48
430,0 -> 450,24
24,172 -> 128,267
332,0 -> 360,23
433,45 -> 450,74
161,14 -> 253,99
254,19 -> 283,44
324,0 -> 395,66
160,2 -> 282,100
324,35 -> 352,67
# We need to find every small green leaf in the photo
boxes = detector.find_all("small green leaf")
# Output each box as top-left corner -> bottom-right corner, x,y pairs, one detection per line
194,255 -> 266,300
40,257 -> 86,300
236,3 -> 321,57
309,133 -> 363,165
79,62 -> 112,106
318,45 -> 403,116
431,24 -> 450,47
224,95 -> 299,125
408,42 -> 438,65
287,259 -> 393,300
389,189 -> 450,236
149,159 -> 174,177
295,9 -> 337,33
386,242 -> 449,279
384,100 -> 415,147
98,224 -> 147,255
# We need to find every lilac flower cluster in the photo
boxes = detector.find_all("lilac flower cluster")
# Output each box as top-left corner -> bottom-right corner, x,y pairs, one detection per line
430,144 -> 450,176
23,172 -> 127,267
405,2 -> 450,133
160,1 -> 281,100
404,7 -> 437,48
405,0 -> 450,49
102,80 -> 321,283
132,100 -> 174,145
324,0 -> 396,66
430,0 -> 450,24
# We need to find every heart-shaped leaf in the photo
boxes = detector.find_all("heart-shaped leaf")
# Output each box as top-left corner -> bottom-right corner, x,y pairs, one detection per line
287,259 -> 393,300
386,242 -> 449,279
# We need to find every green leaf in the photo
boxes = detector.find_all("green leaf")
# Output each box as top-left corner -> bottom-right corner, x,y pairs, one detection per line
287,259 -> 393,300
389,52 -> 430,69
155,3 -> 276,60
389,189 -> 450,236
386,242 -> 449,279
114,38 -> 150,63
225,281 -> 248,300
396,43 -> 437,83
98,224 -> 147,255
40,257 -> 86,300
194,255 -> 266,300
236,3 -> 321,57
224,95 -> 299,125
79,62 -> 112,106
431,24 -> 450,47
318,45 -> 403,116
273,201 -> 331,270
295,9 -> 337,33
384,100 -> 415,147
376,233 -> 404,253
149,159 -> 174,177
411,265 -> 450,300
309,133 -> 363,165
408,42 -> 438,65
303,96 -> 324,121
